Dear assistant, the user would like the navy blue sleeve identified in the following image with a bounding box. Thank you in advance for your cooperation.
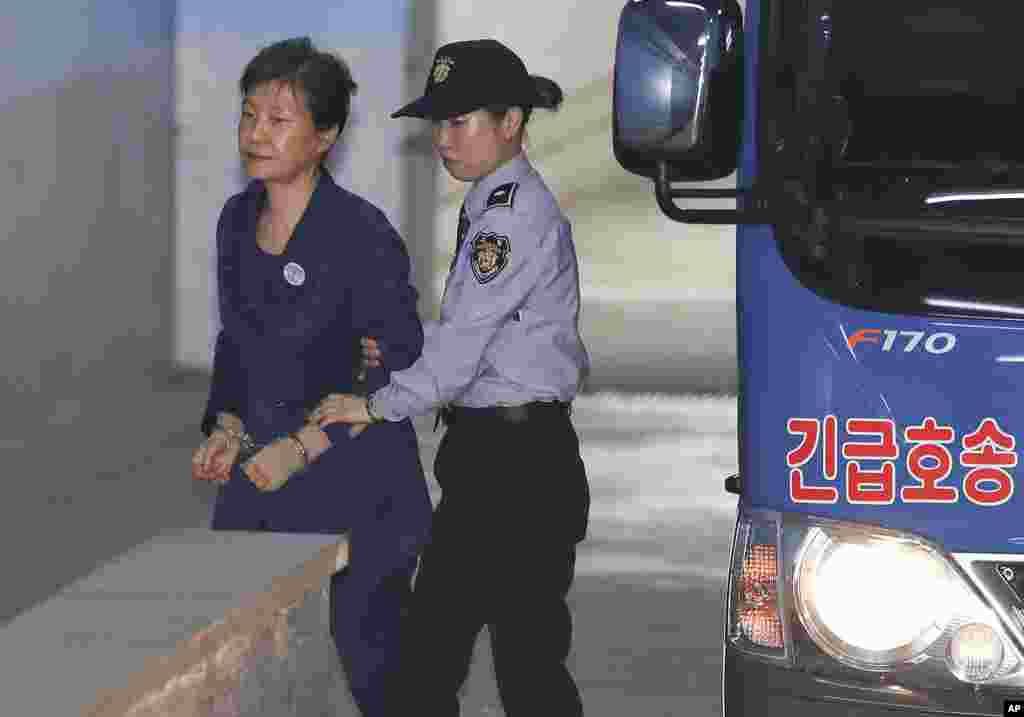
[349,209,424,394]
[200,330,243,436]
[319,210,423,447]
[321,419,432,573]
[200,196,245,436]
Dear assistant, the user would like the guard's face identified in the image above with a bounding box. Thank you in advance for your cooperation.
[432,109,521,182]
[238,81,336,183]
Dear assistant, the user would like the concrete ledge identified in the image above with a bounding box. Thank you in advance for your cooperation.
[0,529,351,717]
[87,535,349,717]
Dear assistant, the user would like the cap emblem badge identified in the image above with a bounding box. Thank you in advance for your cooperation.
[432,56,454,84]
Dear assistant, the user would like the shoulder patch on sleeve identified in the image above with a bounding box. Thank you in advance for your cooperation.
[485,182,519,212]
[470,231,511,284]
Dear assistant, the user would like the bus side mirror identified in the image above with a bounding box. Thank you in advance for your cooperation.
[613,0,744,183]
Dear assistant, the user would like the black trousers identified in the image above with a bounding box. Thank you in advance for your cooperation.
[392,405,590,716]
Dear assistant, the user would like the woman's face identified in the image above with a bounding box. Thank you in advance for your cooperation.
[238,80,335,183]
[432,108,522,182]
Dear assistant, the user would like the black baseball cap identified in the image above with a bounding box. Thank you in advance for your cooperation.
[391,39,544,120]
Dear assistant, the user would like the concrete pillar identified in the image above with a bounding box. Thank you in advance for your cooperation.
[398,0,441,320]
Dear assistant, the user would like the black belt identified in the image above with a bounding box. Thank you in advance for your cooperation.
[435,400,571,429]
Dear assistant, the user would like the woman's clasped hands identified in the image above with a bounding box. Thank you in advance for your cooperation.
[191,413,246,484]
[192,338,379,488]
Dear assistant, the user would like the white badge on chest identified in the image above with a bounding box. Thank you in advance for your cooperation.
[283,261,306,286]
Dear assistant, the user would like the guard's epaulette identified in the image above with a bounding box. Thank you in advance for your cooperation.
[485,182,519,212]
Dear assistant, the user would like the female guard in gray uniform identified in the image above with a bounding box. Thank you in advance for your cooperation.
[311,39,590,717]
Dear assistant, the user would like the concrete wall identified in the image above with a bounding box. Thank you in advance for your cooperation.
[0,3,174,456]
[0,0,176,622]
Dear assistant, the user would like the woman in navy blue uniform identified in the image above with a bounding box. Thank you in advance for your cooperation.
[189,37,431,717]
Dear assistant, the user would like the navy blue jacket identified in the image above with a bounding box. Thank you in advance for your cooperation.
[200,170,430,575]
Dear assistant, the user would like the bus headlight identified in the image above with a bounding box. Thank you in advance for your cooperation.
[726,509,1024,689]
[794,527,956,670]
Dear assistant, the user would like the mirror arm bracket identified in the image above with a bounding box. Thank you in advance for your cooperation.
[655,160,769,225]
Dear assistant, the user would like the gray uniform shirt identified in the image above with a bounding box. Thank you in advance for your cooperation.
[371,153,589,420]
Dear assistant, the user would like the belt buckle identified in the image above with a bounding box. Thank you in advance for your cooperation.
[506,404,530,423]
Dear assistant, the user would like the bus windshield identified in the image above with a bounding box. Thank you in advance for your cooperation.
[770,1,1024,319]
[833,3,1024,167]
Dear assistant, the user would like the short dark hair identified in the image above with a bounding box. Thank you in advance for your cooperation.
[485,75,564,126]
[240,37,358,133]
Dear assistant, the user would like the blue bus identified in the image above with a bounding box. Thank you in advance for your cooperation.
[612,1,1024,714]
